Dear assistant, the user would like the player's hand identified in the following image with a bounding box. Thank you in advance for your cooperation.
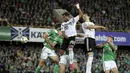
[101,26,108,31]
[106,40,111,44]
[101,26,106,29]
[75,3,80,9]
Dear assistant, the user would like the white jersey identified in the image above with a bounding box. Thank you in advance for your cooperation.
[82,22,95,39]
[61,15,79,37]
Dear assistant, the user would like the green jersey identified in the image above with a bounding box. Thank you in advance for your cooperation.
[44,29,63,50]
[102,43,117,61]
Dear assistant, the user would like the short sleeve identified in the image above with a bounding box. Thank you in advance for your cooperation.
[73,15,80,23]
[47,30,52,36]
[85,22,95,28]
[82,23,87,28]
[47,30,57,36]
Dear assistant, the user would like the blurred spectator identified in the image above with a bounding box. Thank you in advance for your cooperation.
[0,0,60,28]
[0,41,130,73]
[0,0,130,31]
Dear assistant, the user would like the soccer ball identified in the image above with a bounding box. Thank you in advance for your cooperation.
[20,36,28,43]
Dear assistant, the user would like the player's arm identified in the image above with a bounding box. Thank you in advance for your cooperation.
[43,32,56,48]
[87,25,106,29]
[72,3,83,24]
[75,3,83,18]
[107,42,117,51]
[96,43,104,48]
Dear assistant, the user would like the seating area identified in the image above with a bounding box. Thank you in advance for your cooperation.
[0,0,130,31]
[0,42,130,73]
[0,0,60,27]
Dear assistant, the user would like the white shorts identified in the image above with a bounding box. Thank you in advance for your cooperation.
[59,55,77,65]
[40,47,57,60]
[103,60,117,71]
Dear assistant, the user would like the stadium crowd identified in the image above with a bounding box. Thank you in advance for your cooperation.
[0,0,130,31]
[0,0,60,27]
[0,42,130,73]
[0,0,130,73]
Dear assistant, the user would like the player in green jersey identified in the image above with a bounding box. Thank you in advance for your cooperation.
[35,29,63,73]
[97,36,118,73]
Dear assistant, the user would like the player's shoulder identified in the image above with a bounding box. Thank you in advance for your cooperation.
[49,29,58,34]
[84,21,95,25]
[86,21,94,24]
[61,22,67,26]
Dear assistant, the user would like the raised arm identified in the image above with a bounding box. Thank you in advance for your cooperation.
[96,43,104,48]
[75,3,83,18]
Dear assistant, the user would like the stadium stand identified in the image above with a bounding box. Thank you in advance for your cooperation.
[0,0,130,31]
[0,0,130,73]
[0,0,60,27]
[0,42,130,73]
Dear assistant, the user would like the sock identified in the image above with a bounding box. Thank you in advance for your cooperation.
[53,64,59,73]
[68,41,75,70]
[86,56,93,73]
[35,66,40,73]
[69,50,74,70]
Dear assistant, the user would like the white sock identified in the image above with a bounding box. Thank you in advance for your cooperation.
[69,50,74,64]
[86,56,93,73]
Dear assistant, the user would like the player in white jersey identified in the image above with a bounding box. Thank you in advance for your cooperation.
[81,14,106,73]
[59,3,83,73]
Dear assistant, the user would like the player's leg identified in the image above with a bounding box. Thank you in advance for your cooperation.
[103,61,111,73]
[46,49,59,73]
[85,37,94,73]
[35,47,48,73]
[35,59,45,73]
[73,62,80,73]
[111,61,118,73]
[49,55,59,73]
[105,70,110,73]
[59,55,67,73]
[86,52,93,73]
[68,39,75,70]
[111,68,118,73]
[59,63,66,73]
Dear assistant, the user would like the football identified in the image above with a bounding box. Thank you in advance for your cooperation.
[20,36,28,43]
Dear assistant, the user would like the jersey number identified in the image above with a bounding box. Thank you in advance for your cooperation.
[64,25,69,30]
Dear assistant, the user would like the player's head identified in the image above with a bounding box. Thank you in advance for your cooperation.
[83,14,90,22]
[62,12,70,22]
[107,36,114,43]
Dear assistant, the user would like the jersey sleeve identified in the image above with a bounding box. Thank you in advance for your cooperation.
[47,30,53,36]
[47,29,57,36]
[82,23,87,29]
[61,23,65,31]
[85,22,95,28]
[73,15,80,23]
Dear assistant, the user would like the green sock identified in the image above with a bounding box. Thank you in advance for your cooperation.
[53,64,59,73]
[35,66,40,73]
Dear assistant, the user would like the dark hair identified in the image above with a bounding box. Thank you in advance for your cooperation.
[108,36,114,40]
[62,12,70,16]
